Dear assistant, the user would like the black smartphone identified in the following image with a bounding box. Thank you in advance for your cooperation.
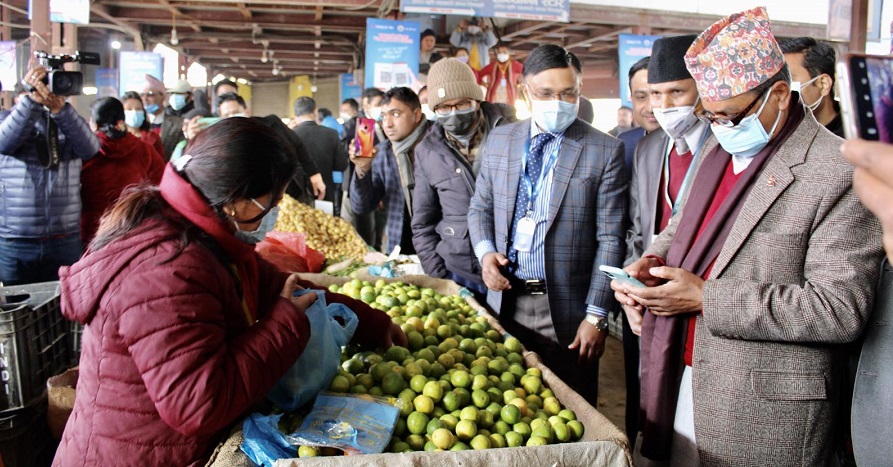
[838,53,893,142]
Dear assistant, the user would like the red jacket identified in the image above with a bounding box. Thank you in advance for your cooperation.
[54,165,392,466]
[137,129,165,162]
[478,59,523,105]
[80,131,165,244]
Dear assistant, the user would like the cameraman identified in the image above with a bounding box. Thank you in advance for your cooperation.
[0,65,100,285]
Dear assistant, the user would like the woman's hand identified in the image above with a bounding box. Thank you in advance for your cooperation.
[280,274,318,312]
[380,322,408,348]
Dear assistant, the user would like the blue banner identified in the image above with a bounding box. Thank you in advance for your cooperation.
[95,68,118,98]
[617,33,662,107]
[364,18,421,92]
[340,73,363,103]
[402,0,569,23]
[118,52,163,97]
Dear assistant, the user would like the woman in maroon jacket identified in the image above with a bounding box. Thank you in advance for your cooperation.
[55,118,404,466]
[81,97,166,245]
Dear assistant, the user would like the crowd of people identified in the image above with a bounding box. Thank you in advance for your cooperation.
[0,6,891,466]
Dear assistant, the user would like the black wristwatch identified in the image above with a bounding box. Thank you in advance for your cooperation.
[584,314,609,332]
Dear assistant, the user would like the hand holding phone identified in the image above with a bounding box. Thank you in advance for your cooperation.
[354,117,376,158]
[838,53,893,142]
[599,265,647,289]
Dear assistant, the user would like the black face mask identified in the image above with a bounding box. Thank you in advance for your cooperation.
[438,108,479,136]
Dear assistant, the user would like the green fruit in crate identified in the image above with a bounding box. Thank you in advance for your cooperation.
[381,372,405,396]
[505,431,524,447]
[455,419,478,441]
[441,391,460,412]
[470,434,491,450]
[489,433,507,448]
[392,441,411,453]
[422,380,444,402]
[426,418,445,436]
[297,445,318,457]
[471,389,489,408]
[513,422,532,440]
[553,421,571,443]
[567,420,585,440]
[500,404,521,425]
[526,436,548,447]
[405,434,426,450]
[439,413,459,430]
[407,411,430,435]
[450,441,470,451]
[342,358,364,375]
[459,406,478,421]
[329,375,350,393]
[413,395,435,414]
[431,428,455,450]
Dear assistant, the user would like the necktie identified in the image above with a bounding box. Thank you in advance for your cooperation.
[508,132,556,264]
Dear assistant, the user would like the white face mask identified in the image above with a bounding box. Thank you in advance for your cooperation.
[496,53,510,63]
[456,56,469,64]
[232,199,276,244]
[710,91,782,159]
[367,107,382,121]
[652,104,699,142]
[420,103,436,120]
[467,26,481,34]
[792,75,823,112]
[530,99,579,134]
[339,112,352,121]
[226,113,246,119]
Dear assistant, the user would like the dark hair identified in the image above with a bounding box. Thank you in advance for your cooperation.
[382,87,420,111]
[522,44,582,77]
[628,56,650,84]
[495,42,510,51]
[748,63,792,98]
[121,91,151,131]
[362,87,385,101]
[91,118,299,252]
[421,29,436,40]
[293,96,317,117]
[182,108,213,120]
[318,108,332,119]
[341,98,359,111]
[213,79,239,95]
[216,92,246,109]
[779,37,837,86]
[91,97,128,139]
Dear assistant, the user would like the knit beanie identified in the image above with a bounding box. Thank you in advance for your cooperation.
[426,58,484,109]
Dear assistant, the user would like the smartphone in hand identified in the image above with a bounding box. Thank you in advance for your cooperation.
[354,117,376,158]
[838,54,893,142]
[599,265,647,288]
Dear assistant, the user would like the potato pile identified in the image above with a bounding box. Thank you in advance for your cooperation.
[274,195,367,260]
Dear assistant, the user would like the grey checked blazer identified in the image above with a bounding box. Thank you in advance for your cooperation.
[646,111,884,466]
[468,118,629,346]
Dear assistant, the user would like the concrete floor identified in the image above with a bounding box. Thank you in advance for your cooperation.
[596,335,628,431]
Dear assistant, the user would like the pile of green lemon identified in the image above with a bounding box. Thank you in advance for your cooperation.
[297,279,584,455]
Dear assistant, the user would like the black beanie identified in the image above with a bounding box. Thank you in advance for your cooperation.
[648,34,698,84]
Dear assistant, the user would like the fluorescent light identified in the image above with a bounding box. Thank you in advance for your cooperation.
[83,86,98,95]
[111,40,121,50]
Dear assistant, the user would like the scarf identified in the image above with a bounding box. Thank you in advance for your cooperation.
[638,96,805,460]
[392,119,428,217]
[159,164,261,325]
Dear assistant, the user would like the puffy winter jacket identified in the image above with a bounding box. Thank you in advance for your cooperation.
[0,96,100,237]
[411,102,514,284]
[80,131,164,245]
[54,165,393,466]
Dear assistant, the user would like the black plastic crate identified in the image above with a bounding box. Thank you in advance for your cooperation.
[0,396,56,467]
[0,282,70,412]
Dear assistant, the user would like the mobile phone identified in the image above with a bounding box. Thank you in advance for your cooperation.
[598,265,646,288]
[354,117,376,158]
[838,54,893,142]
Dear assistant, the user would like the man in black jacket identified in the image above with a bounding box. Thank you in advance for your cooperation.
[292,97,348,204]
[412,58,515,297]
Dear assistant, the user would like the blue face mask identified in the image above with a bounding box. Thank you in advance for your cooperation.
[144,103,160,114]
[530,98,579,133]
[170,94,188,111]
[124,110,145,128]
[232,200,278,244]
[710,91,782,159]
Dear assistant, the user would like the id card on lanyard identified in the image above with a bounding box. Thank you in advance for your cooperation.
[513,138,559,252]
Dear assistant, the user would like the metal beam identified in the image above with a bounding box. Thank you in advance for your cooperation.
[565,26,631,50]
[236,3,252,19]
[91,4,145,49]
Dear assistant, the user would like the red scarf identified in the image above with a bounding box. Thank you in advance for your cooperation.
[159,164,260,324]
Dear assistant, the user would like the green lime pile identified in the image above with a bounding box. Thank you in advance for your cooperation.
[326,279,584,453]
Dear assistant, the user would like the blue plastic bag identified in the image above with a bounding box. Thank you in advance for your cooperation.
[240,413,293,467]
[267,289,359,411]
[286,392,402,455]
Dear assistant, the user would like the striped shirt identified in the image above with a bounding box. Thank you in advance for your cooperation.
[475,120,608,317]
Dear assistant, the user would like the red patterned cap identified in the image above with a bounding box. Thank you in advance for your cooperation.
[684,6,785,102]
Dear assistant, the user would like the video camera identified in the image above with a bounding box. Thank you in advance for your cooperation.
[24,50,101,96]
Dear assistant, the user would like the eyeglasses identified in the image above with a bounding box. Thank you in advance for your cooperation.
[694,88,768,127]
[434,100,476,115]
[139,91,158,97]
[526,85,580,103]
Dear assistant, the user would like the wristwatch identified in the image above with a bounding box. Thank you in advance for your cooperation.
[584,314,609,332]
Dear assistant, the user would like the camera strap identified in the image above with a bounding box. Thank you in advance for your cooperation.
[36,113,60,169]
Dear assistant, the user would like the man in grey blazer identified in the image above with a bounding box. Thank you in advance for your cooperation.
[614,7,884,466]
[468,45,628,406]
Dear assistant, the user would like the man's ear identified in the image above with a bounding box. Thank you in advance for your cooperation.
[818,74,834,97]
[773,81,792,112]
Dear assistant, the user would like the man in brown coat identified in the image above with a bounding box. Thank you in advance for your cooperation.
[613,7,884,466]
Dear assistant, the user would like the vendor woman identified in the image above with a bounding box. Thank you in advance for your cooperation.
[53,117,406,466]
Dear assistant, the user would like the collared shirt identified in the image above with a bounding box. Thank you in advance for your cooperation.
[474,120,608,317]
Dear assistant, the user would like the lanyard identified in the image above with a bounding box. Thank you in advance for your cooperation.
[520,135,560,216]
[663,129,710,216]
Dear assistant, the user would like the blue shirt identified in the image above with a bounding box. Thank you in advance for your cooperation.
[475,121,609,317]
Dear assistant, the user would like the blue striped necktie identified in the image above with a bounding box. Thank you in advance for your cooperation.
[508,132,556,264]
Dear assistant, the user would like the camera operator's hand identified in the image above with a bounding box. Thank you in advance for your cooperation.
[184,115,207,140]
[23,66,65,114]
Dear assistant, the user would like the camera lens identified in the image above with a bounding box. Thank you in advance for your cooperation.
[54,73,72,93]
